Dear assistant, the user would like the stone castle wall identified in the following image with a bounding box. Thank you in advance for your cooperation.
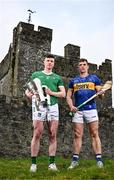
[0,22,113,158]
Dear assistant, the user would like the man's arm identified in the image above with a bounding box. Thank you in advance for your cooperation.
[66,89,77,112]
[95,85,102,92]
[45,86,66,98]
[95,85,104,98]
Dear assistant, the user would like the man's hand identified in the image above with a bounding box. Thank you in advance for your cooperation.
[25,89,33,100]
[70,105,78,112]
[45,88,53,96]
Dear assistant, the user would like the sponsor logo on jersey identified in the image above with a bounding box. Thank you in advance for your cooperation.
[73,82,95,92]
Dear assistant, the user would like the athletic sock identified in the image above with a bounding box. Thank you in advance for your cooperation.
[49,156,55,164]
[96,154,103,162]
[31,156,37,164]
[72,154,79,162]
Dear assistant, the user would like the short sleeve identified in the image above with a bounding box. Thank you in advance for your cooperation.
[94,75,102,86]
[68,79,74,89]
[58,76,64,87]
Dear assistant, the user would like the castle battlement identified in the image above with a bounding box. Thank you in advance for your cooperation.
[13,22,52,43]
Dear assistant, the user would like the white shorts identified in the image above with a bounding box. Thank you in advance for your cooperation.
[32,103,59,121]
[72,109,99,124]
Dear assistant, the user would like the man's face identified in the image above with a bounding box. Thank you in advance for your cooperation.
[78,61,89,74]
[44,57,55,70]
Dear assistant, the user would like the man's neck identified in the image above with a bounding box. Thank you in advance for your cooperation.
[43,69,52,75]
[80,72,89,78]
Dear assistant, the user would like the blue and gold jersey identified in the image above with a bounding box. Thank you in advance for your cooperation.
[69,74,101,110]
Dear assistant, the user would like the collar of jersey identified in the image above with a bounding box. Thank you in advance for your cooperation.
[42,70,53,75]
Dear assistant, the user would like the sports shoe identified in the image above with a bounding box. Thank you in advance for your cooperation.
[48,163,58,171]
[97,161,104,168]
[30,164,37,172]
[68,161,79,170]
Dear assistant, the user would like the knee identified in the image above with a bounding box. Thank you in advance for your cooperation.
[74,130,83,139]
[49,129,56,140]
[33,127,43,140]
[91,130,99,138]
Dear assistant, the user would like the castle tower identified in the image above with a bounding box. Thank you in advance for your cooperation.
[7,22,52,97]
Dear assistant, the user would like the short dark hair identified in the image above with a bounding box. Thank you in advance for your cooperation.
[79,58,89,64]
[45,54,55,59]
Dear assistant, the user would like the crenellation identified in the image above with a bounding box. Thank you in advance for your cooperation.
[17,22,34,32]
[64,44,80,61]
[38,26,53,42]
[89,63,98,74]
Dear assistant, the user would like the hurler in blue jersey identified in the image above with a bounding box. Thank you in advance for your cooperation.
[67,58,104,169]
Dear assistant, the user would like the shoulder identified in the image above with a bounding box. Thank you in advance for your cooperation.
[89,74,98,77]
[89,74,100,80]
[89,74,101,84]
[32,71,42,75]
[52,72,62,79]
[32,71,42,76]
[31,71,42,79]
[70,76,80,83]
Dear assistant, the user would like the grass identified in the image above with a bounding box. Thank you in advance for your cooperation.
[0,156,114,180]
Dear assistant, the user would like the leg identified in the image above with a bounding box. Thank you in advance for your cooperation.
[48,120,59,156]
[30,120,44,172]
[88,121,103,168]
[73,122,84,154]
[47,120,59,171]
[68,122,84,169]
[31,120,44,156]
[88,121,101,154]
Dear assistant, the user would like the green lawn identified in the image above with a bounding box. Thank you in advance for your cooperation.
[0,156,114,180]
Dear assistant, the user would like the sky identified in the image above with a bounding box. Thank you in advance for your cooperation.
[0,0,114,106]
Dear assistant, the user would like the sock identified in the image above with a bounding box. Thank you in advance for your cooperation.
[49,156,55,164]
[72,154,79,162]
[31,156,37,164]
[96,154,102,162]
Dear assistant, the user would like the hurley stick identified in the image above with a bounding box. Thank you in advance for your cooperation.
[69,80,112,116]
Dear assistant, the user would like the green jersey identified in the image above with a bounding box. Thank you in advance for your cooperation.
[31,71,64,105]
